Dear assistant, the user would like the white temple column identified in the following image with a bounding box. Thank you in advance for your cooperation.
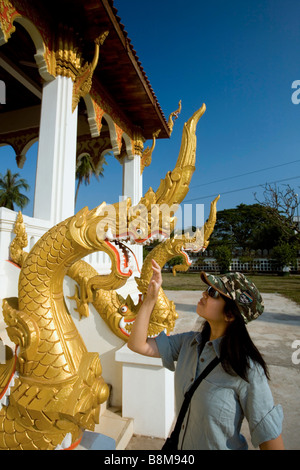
[122,154,143,269]
[34,76,78,225]
[122,154,142,206]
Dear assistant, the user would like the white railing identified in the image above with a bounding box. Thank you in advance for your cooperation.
[0,207,51,263]
[191,257,300,273]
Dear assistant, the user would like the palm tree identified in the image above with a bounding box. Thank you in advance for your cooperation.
[75,153,107,204]
[0,169,30,210]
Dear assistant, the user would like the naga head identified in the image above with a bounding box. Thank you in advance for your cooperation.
[69,203,138,281]
[94,288,178,341]
[79,194,220,341]
[170,194,221,274]
[72,104,206,248]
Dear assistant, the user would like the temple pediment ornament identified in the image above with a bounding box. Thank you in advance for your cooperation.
[140,101,182,174]
[0,1,109,110]
[54,27,109,113]
[0,1,139,164]
[0,0,21,44]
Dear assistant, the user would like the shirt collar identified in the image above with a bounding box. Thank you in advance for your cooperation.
[191,333,223,358]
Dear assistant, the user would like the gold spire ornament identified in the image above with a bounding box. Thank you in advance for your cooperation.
[168,100,182,134]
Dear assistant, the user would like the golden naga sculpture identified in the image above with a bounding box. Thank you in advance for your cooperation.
[171,195,220,275]
[9,211,28,267]
[140,129,161,174]
[71,32,109,113]
[67,196,218,341]
[1,104,219,449]
[168,100,182,134]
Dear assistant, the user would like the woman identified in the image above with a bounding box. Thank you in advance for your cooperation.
[128,259,284,450]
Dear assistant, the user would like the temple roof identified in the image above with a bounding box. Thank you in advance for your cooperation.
[0,0,171,140]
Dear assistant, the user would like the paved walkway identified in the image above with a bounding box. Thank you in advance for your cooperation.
[126,290,300,450]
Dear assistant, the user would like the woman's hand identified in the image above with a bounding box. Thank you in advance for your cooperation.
[146,259,162,302]
[127,258,161,358]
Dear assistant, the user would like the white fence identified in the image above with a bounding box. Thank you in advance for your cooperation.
[191,257,300,273]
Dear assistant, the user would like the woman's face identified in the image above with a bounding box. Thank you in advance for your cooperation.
[196,287,228,324]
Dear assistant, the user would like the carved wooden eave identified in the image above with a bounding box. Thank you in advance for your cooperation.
[0,0,175,172]
[0,0,171,135]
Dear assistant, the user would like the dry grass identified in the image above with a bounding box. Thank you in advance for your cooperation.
[162,272,300,305]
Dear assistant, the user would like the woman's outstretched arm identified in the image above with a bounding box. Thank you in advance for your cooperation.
[127,259,161,357]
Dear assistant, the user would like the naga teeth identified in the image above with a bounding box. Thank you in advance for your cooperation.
[119,316,135,335]
[119,318,166,339]
[129,259,135,269]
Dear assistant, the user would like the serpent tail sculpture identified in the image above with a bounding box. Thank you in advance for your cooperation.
[0,209,138,449]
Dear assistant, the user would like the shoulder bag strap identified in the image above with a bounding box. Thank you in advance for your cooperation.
[169,356,220,446]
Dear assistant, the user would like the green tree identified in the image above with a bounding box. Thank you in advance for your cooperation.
[210,203,283,253]
[214,245,232,274]
[271,243,297,273]
[75,153,107,204]
[0,169,29,210]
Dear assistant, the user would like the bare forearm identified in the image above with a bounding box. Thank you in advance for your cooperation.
[259,434,284,450]
[127,296,160,357]
[127,259,162,357]
[128,296,154,347]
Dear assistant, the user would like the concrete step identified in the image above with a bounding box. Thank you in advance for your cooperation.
[94,407,134,450]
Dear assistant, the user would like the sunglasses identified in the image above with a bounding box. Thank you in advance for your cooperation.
[206,286,220,299]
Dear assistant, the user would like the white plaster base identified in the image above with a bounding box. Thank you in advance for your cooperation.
[115,344,175,439]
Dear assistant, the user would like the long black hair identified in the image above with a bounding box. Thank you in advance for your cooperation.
[201,297,269,382]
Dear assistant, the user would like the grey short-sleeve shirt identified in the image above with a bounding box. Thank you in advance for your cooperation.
[155,331,283,450]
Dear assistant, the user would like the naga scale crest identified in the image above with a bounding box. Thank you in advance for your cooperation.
[0,104,220,449]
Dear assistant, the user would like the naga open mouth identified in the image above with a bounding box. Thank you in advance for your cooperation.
[181,247,192,265]
[119,316,167,339]
[180,238,207,266]
[104,239,140,276]
[118,316,135,337]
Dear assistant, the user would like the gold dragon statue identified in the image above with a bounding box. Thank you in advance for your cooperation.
[67,195,220,341]
[0,104,219,449]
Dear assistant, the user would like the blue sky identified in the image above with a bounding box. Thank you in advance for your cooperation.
[1,0,300,223]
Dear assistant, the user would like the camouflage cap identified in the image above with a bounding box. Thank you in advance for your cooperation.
[200,271,264,323]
